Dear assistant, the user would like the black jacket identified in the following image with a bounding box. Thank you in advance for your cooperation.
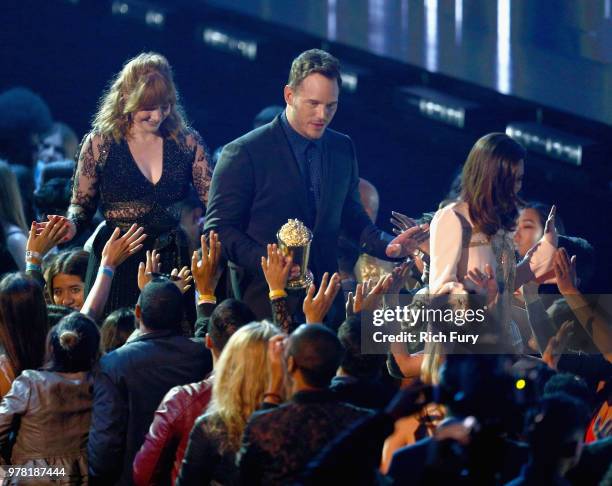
[88,329,212,486]
[204,116,391,319]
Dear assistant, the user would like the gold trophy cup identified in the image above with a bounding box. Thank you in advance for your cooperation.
[277,219,314,290]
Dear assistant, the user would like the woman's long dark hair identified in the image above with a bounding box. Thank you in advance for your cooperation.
[460,133,526,236]
[0,273,48,374]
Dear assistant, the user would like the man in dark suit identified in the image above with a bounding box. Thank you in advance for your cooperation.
[205,49,412,322]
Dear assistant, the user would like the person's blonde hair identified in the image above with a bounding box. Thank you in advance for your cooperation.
[0,161,27,231]
[420,341,443,385]
[92,52,189,143]
[207,321,282,452]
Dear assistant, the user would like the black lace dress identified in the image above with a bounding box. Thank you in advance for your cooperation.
[67,129,211,316]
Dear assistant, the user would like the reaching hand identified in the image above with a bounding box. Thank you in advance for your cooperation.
[36,214,76,243]
[386,224,430,258]
[266,334,287,402]
[542,320,574,370]
[553,247,578,295]
[303,272,341,324]
[387,262,412,294]
[352,274,394,314]
[191,231,222,295]
[261,243,292,292]
[137,250,162,291]
[101,224,147,269]
[542,205,558,248]
[170,266,193,294]
[26,216,69,259]
[463,264,498,307]
[390,211,417,235]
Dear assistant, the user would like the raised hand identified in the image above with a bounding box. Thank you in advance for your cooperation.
[386,224,430,258]
[553,247,578,295]
[265,334,287,404]
[353,274,394,313]
[390,210,417,235]
[303,272,341,324]
[170,266,193,294]
[388,262,412,294]
[36,214,76,243]
[101,224,146,269]
[191,231,222,296]
[138,249,161,291]
[542,320,574,370]
[463,263,498,307]
[542,205,558,247]
[26,216,69,259]
[261,243,292,292]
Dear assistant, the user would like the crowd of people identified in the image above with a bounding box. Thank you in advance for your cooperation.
[0,48,610,485]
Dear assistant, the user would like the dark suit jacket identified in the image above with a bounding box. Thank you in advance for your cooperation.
[88,330,212,486]
[204,116,391,319]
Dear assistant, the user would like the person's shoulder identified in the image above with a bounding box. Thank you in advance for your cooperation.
[228,118,280,149]
[335,400,375,418]
[431,201,465,227]
[161,378,213,410]
[246,402,288,427]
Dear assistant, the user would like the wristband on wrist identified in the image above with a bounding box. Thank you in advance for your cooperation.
[198,294,217,305]
[26,261,42,273]
[99,265,115,278]
[269,289,287,300]
[25,250,42,262]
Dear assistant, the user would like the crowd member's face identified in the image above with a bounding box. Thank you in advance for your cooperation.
[131,104,171,135]
[513,208,544,257]
[38,131,65,163]
[284,73,339,140]
[52,273,85,310]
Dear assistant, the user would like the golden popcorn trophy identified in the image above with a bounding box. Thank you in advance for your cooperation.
[277,219,313,290]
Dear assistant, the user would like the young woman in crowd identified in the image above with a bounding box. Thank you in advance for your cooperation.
[99,307,136,353]
[0,312,100,484]
[44,249,89,310]
[427,132,558,351]
[42,52,211,313]
[177,321,284,485]
[0,273,49,398]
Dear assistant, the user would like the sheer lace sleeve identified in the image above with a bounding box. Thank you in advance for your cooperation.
[186,129,212,207]
[67,132,109,233]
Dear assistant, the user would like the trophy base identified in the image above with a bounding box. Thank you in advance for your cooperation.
[286,270,314,290]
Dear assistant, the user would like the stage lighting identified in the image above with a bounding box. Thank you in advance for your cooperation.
[506,122,599,167]
[394,86,482,129]
[111,0,165,29]
[201,26,258,61]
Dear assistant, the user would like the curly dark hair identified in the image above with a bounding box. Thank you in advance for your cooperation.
[0,87,52,166]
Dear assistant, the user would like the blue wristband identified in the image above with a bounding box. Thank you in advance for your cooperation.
[99,266,115,278]
[26,262,42,273]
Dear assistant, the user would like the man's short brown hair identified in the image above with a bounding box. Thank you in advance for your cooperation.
[288,49,342,89]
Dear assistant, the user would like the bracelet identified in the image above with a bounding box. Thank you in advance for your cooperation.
[99,265,115,278]
[263,392,282,402]
[269,289,288,300]
[25,262,42,273]
[198,294,217,305]
[25,250,42,262]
